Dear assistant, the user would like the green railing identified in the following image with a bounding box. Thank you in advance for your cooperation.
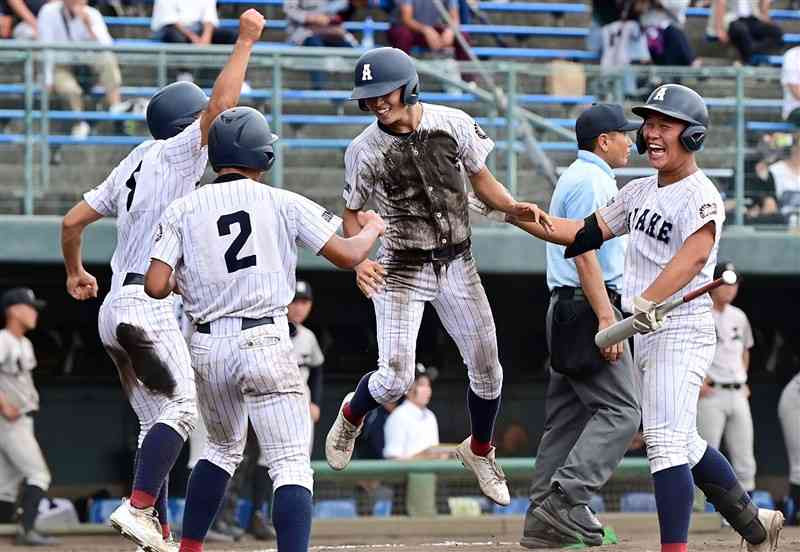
[0,41,788,227]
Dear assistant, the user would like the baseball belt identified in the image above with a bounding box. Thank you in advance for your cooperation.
[552,286,621,309]
[195,316,275,334]
[123,272,145,286]
[388,238,470,263]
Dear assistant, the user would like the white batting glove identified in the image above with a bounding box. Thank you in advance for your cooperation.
[468,192,507,223]
[632,295,667,334]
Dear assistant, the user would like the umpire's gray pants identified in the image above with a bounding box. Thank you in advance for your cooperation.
[529,297,640,506]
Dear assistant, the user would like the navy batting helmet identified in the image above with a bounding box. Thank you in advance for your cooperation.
[146,81,209,140]
[350,47,419,112]
[208,107,279,173]
[633,84,708,154]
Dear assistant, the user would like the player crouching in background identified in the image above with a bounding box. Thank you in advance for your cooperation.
[471,84,784,552]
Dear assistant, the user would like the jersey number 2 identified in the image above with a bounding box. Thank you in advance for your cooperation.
[217,210,257,274]
[125,161,143,211]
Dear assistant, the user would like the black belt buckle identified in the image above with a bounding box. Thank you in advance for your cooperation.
[709,381,742,390]
[123,272,145,286]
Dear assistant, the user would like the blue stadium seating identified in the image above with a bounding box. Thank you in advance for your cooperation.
[88,498,123,524]
[492,497,529,515]
[373,499,393,517]
[167,498,185,528]
[750,490,776,510]
[314,499,358,518]
[589,494,605,513]
[620,492,658,513]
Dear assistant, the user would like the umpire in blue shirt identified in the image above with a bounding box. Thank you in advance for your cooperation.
[520,104,642,549]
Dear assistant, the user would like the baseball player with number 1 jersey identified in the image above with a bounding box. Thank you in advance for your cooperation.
[324,47,551,508]
[60,10,265,552]
[472,84,783,552]
[144,106,385,552]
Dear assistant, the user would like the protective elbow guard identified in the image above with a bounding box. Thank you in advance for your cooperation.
[564,214,604,259]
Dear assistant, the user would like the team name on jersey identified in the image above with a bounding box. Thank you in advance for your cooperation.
[627,207,673,244]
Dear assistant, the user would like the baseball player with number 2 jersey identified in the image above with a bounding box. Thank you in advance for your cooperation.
[471,84,783,552]
[324,47,551,508]
[144,106,385,552]
[60,10,265,552]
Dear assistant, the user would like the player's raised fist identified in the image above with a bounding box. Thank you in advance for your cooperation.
[238,9,265,43]
[357,209,386,235]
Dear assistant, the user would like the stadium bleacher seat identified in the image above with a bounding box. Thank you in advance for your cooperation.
[750,490,776,510]
[492,497,528,516]
[167,498,185,528]
[88,498,123,524]
[314,499,358,519]
[373,499,393,517]
[620,492,658,513]
[589,494,605,514]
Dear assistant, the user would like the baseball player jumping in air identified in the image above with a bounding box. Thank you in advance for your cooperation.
[324,47,551,506]
[60,10,265,552]
[472,84,784,551]
[144,106,385,552]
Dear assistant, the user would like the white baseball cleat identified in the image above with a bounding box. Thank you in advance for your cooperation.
[109,498,171,552]
[325,392,363,471]
[136,536,178,552]
[746,508,784,551]
[454,436,510,506]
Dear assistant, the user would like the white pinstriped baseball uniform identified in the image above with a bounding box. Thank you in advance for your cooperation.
[84,119,207,446]
[343,103,502,404]
[697,305,757,490]
[599,170,725,474]
[150,173,341,491]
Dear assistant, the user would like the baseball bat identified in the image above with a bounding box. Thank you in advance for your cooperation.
[594,270,738,349]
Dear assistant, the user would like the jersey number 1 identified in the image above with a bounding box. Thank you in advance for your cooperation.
[217,210,257,274]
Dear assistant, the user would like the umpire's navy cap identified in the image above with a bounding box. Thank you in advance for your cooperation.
[575,103,639,145]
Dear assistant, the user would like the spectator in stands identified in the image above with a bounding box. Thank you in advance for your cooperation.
[707,0,783,65]
[37,0,123,139]
[587,0,624,55]
[782,46,800,126]
[496,421,530,458]
[0,3,10,39]
[768,134,800,213]
[383,364,448,460]
[388,0,469,63]
[7,0,49,39]
[0,288,59,546]
[284,0,358,93]
[151,0,237,46]
[638,0,700,66]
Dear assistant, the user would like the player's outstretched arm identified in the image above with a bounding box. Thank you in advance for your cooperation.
[342,208,386,297]
[61,201,103,300]
[639,221,716,303]
[320,210,386,270]
[469,167,553,230]
[199,9,265,145]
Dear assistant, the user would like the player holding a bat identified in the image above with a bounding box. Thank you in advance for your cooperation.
[472,84,783,552]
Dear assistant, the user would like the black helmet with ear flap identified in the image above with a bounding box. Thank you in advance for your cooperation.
[350,47,420,112]
[633,84,708,154]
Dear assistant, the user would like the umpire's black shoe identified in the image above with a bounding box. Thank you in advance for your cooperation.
[531,486,604,547]
[521,503,584,549]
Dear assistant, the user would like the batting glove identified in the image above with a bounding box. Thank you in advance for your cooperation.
[468,192,506,223]
[632,295,667,334]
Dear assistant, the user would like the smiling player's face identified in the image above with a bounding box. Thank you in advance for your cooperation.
[365,88,406,127]
[641,113,692,171]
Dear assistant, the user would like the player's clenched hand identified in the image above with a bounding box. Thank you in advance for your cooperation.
[699,380,714,398]
[467,193,506,222]
[597,316,623,362]
[0,402,20,422]
[238,8,265,43]
[509,201,554,232]
[355,259,386,298]
[66,269,99,301]
[357,210,386,236]
[632,295,666,334]
[310,402,320,423]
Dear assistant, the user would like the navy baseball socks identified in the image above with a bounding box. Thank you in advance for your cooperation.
[131,423,184,513]
[652,465,694,552]
[133,448,171,539]
[343,371,379,425]
[467,388,500,456]
[180,460,231,552]
[273,485,312,552]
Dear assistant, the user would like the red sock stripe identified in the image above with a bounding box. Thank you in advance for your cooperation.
[342,403,364,426]
[470,437,492,457]
[179,538,204,552]
[161,523,171,540]
[661,543,688,552]
[130,490,156,510]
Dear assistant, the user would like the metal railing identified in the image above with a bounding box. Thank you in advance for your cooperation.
[0,41,792,227]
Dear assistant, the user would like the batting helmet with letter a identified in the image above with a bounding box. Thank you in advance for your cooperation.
[208,106,279,173]
[632,84,708,154]
[146,81,209,140]
[350,47,420,112]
